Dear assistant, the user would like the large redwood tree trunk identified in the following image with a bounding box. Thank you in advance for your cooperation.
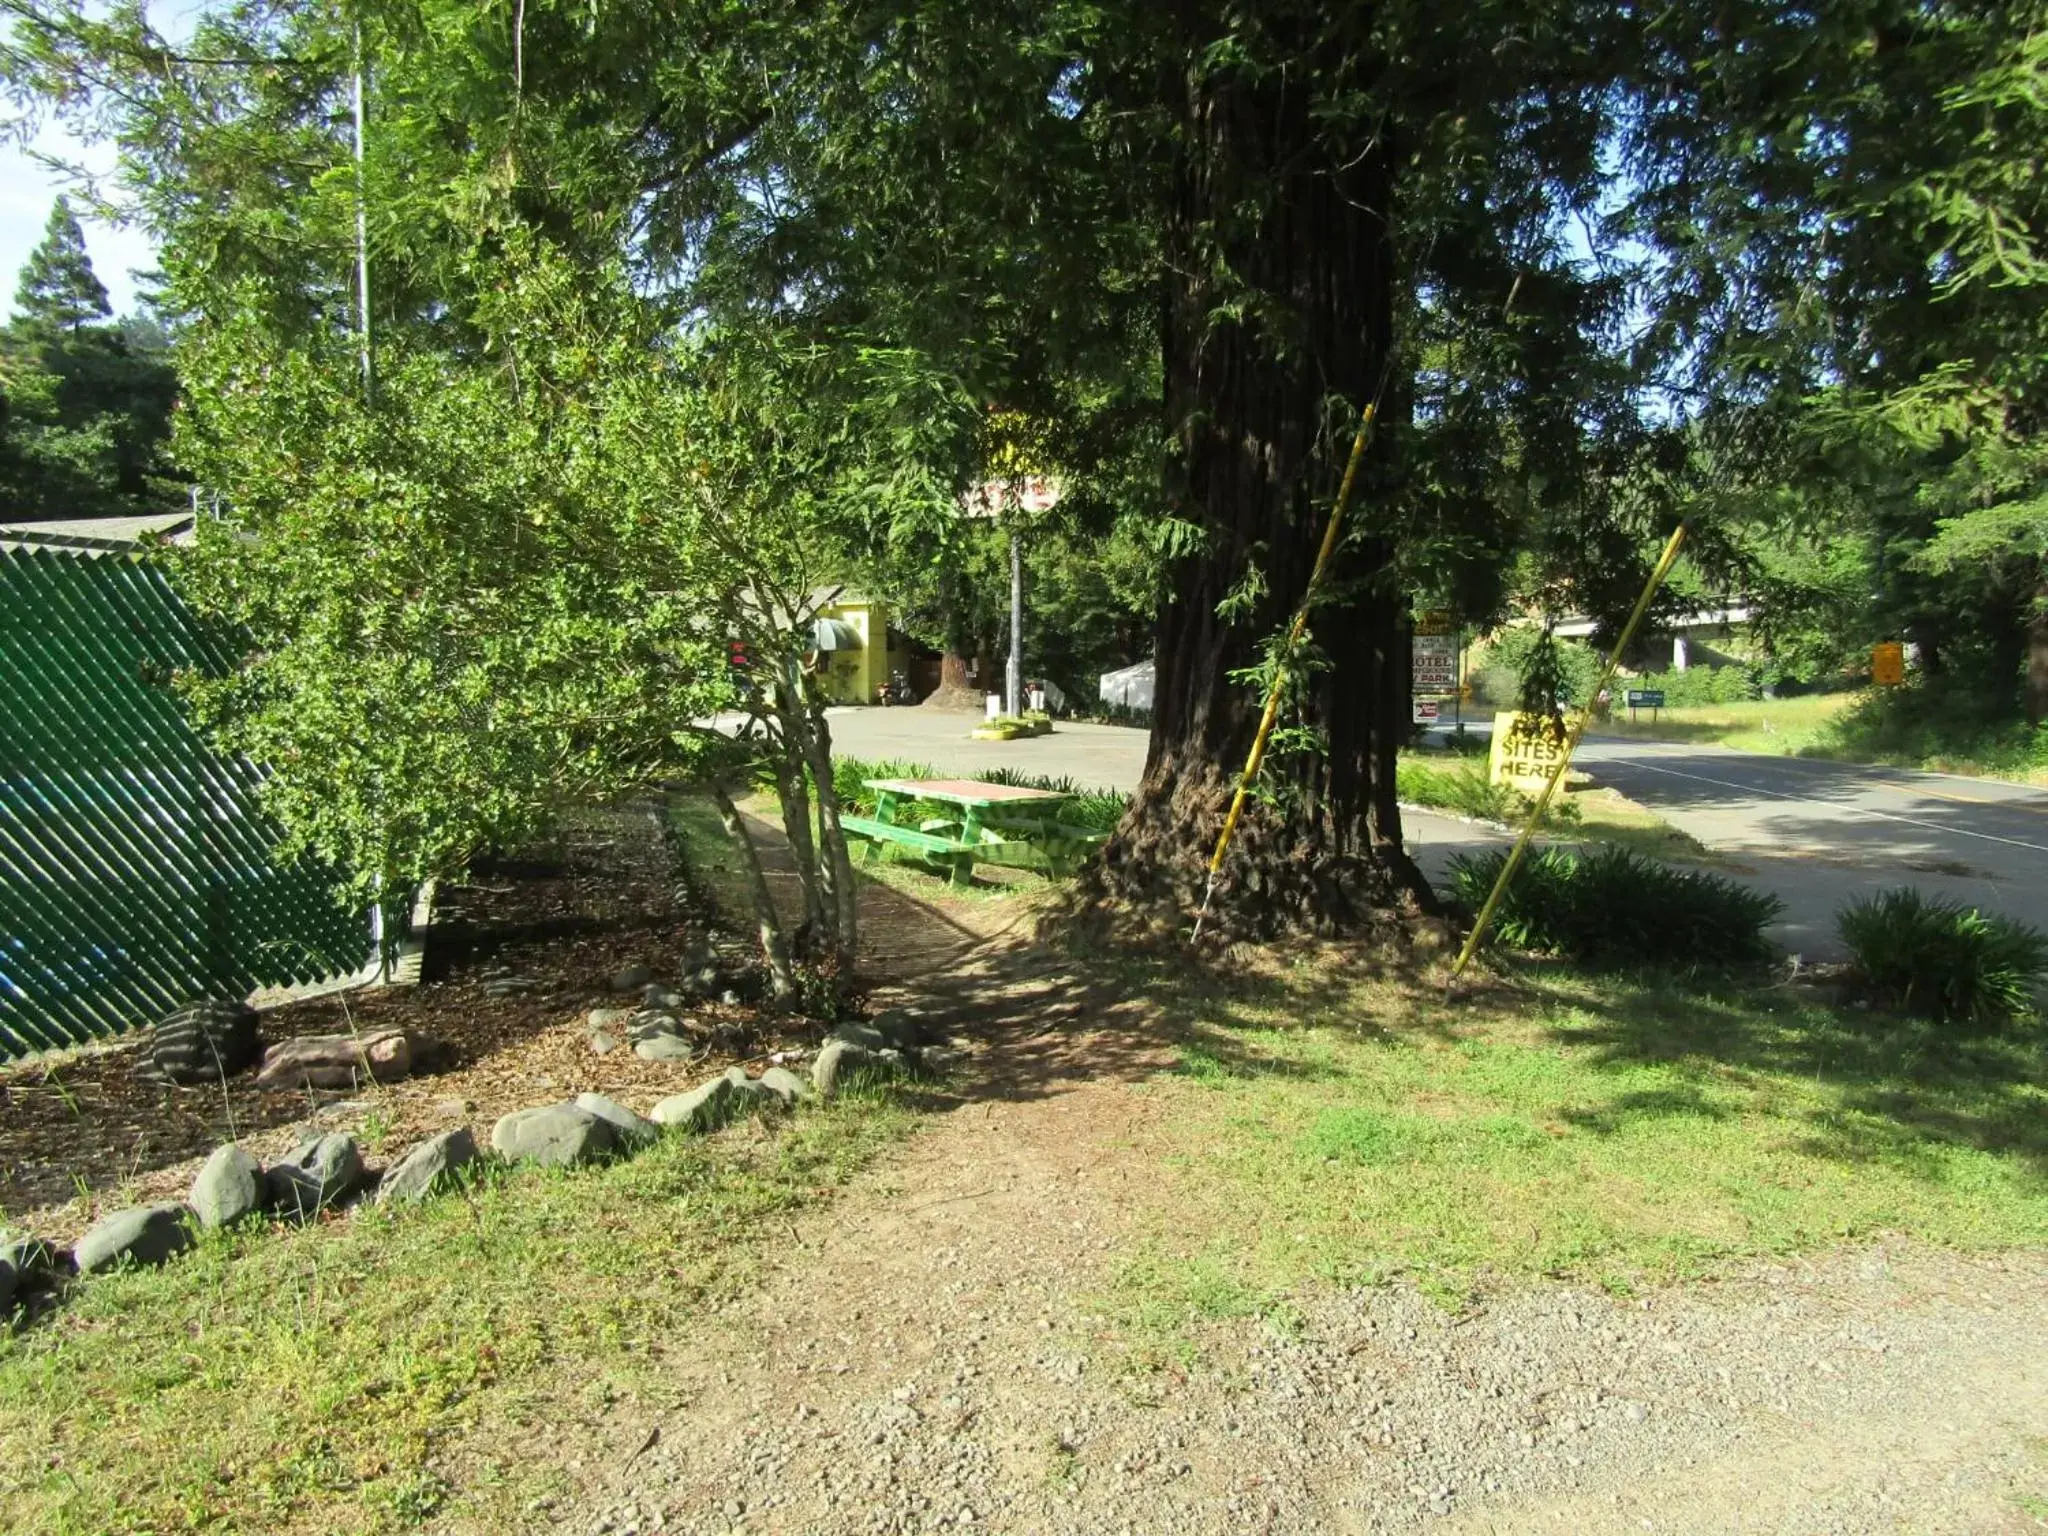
[1083,8,1430,939]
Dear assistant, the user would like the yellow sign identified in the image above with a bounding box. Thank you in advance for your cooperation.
[1488,711,1580,791]
[1415,609,1456,637]
[1871,641,1905,686]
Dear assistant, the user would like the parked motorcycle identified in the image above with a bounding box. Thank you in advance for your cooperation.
[877,670,915,706]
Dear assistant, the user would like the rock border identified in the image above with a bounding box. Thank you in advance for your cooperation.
[0,1012,926,1323]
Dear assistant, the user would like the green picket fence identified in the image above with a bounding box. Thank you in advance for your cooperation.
[0,538,372,1059]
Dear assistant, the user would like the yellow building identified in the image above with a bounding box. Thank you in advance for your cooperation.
[808,590,925,705]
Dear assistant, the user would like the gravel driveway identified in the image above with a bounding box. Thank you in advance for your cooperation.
[541,942,2048,1536]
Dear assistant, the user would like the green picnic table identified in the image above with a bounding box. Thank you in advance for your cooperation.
[841,777,1107,884]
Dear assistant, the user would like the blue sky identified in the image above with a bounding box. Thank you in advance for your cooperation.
[0,2,207,319]
[1,123,156,319]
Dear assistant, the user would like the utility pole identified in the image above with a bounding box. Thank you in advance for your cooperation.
[352,19,374,406]
[1007,528,1024,717]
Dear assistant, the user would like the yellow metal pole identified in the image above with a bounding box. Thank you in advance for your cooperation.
[1448,523,1690,981]
[1192,404,1377,938]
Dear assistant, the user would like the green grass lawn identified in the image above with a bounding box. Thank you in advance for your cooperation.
[1594,692,1853,755]
[1596,689,2048,786]
[1396,751,1721,864]
[1108,955,2048,1334]
[0,1099,911,1536]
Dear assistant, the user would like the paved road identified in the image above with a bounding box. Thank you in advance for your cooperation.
[825,706,2048,960]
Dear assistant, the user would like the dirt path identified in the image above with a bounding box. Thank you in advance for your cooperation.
[531,897,2048,1536]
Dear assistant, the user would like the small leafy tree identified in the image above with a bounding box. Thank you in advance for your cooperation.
[605,327,969,975]
[173,249,731,919]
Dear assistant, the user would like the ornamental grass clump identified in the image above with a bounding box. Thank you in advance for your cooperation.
[1446,845,1781,969]
[1837,888,2048,1030]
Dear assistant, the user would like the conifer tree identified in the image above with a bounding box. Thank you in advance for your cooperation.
[13,196,111,333]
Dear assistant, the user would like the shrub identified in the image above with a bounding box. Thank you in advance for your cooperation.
[832,757,1131,835]
[1395,754,1581,829]
[823,757,939,815]
[1397,757,1518,822]
[1471,628,1601,709]
[1619,664,1762,707]
[1837,888,2048,1029]
[1445,845,1782,969]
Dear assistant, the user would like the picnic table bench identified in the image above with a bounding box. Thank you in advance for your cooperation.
[841,778,1108,884]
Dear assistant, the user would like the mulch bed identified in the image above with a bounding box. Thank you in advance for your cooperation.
[0,803,821,1242]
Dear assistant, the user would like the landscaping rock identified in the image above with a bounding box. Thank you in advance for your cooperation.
[649,1075,736,1132]
[628,1010,688,1041]
[190,1145,266,1229]
[151,998,262,1084]
[266,1134,366,1219]
[642,984,687,1010]
[490,1104,616,1168]
[635,1034,701,1063]
[723,1066,771,1108]
[573,1092,660,1150]
[377,1128,479,1206]
[75,1204,195,1274]
[812,1037,870,1099]
[587,1006,636,1031]
[483,974,539,998]
[255,1029,414,1090]
[870,1007,920,1050]
[589,1030,620,1056]
[758,1066,807,1108]
[609,962,655,994]
[830,1021,889,1052]
[0,1234,57,1286]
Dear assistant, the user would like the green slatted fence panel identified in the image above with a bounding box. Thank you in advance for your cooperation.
[0,544,373,1057]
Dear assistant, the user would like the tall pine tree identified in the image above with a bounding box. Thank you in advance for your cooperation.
[0,198,176,519]
[13,196,110,333]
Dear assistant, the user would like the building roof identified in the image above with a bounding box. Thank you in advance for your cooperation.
[0,512,197,556]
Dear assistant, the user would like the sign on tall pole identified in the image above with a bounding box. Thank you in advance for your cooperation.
[961,474,1061,718]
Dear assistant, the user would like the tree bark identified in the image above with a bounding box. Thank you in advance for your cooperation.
[709,782,797,1003]
[2027,575,2048,727]
[1079,10,1430,940]
[768,749,827,949]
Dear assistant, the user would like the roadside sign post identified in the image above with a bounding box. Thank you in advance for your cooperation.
[1412,610,1458,736]
[1624,687,1665,724]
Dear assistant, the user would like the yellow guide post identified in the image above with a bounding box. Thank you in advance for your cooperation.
[1448,523,1690,981]
[1192,403,1377,940]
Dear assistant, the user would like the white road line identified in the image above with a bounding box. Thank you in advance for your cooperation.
[1584,736,2048,811]
[1595,757,2048,858]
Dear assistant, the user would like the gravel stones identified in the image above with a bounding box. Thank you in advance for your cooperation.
[266,1134,366,1220]
[491,1103,616,1167]
[573,1092,660,1150]
[74,1203,195,1274]
[190,1145,266,1229]
[377,1128,480,1206]
[649,1075,737,1132]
